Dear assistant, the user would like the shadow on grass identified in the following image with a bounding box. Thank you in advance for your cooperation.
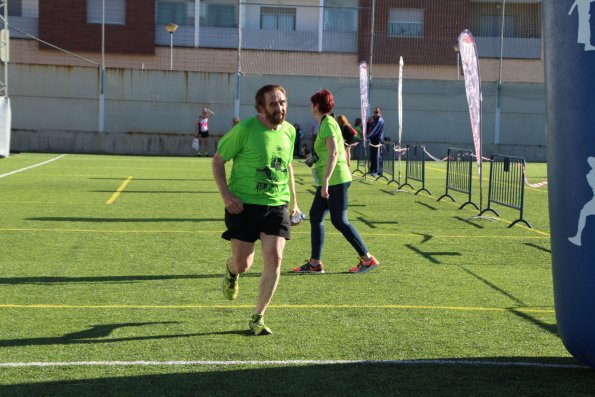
[524,242,551,254]
[415,200,437,210]
[412,232,433,244]
[0,273,261,285]
[0,324,252,348]
[89,178,213,182]
[404,244,461,264]
[1,358,593,397]
[355,216,398,229]
[455,266,558,336]
[454,216,485,229]
[92,190,219,194]
[26,217,222,223]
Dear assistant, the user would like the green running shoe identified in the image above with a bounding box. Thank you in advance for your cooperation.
[249,314,272,336]
[222,261,239,300]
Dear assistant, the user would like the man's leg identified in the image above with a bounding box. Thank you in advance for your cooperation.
[229,239,256,274]
[222,239,255,300]
[256,233,285,315]
[247,234,285,335]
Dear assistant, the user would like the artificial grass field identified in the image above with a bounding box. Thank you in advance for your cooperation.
[0,152,593,396]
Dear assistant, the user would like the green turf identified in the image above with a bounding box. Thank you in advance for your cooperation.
[0,153,593,396]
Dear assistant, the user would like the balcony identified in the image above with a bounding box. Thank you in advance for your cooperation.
[475,36,541,59]
[8,16,38,39]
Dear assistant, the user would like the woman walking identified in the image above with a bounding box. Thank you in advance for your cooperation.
[293,89,379,274]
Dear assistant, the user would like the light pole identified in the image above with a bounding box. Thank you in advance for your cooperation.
[166,23,178,70]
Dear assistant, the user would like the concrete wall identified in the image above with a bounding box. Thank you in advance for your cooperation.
[8,63,546,160]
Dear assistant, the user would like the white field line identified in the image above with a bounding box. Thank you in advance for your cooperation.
[0,155,67,179]
[0,359,588,370]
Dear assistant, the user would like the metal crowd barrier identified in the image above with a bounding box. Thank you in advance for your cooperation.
[437,148,478,209]
[352,141,366,176]
[400,144,431,195]
[479,154,532,228]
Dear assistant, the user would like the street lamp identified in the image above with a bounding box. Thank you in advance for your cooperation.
[165,23,178,70]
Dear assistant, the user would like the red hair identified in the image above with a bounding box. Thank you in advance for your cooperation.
[310,89,334,114]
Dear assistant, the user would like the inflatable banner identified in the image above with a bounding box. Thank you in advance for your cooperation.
[544,0,595,368]
[458,30,482,168]
[359,61,369,142]
[0,97,11,158]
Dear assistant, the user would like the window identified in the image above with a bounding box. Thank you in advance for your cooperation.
[389,8,423,37]
[8,0,22,17]
[324,0,357,32]
[87,0,126,25]
[157,2,185,25]
[324,8,357,32]
[200,4,237,28]
[260,7,296,32]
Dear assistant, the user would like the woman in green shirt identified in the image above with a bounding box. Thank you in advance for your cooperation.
[293,89,379,274]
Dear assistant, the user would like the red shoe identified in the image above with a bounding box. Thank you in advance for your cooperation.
[349,256,379,273]
[292,260,325,274]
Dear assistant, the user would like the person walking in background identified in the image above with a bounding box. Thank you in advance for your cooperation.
[195,107,215,156]
[337,115,357,167]
[367,107,385,176]
[293,89,380,275]
[212,84,301,335]
[294,123,304,158]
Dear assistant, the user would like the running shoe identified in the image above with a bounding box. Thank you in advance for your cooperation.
[348,256,380,273]
[249,314,272,336]
[292,260,325,274]
[221,260,239,300]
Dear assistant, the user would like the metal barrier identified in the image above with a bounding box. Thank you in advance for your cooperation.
[400,144,431,195]
[351,141,367,176]
[381,143,399,185]
[437,148,478,209]
[479,154,532,228]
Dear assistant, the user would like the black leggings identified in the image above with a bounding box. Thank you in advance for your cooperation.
[309,182,369,260]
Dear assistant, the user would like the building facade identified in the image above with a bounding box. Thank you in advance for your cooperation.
[5,1,546,159]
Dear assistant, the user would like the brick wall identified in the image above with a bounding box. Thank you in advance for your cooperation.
[39,0,156,54]
[358,0,469,65]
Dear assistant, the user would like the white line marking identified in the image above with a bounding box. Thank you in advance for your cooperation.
[0,359,587,369]
[0,155,67,179]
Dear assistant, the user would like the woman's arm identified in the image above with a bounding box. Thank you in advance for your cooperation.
[321,136,338,199]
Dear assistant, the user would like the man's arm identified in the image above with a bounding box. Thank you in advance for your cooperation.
[212,153,244,214]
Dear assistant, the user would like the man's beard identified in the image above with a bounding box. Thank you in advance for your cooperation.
[265,109,285,126]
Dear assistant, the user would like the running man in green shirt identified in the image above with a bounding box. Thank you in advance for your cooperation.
[212,84,300,335]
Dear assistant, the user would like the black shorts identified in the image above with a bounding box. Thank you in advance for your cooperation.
[198,130,209,138]
[222,204,291,242]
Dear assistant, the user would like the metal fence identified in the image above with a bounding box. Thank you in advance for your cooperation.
[479,154,532,228]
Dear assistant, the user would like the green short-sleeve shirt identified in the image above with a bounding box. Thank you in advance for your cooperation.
[313,115,352,186]
[217,116,296,206]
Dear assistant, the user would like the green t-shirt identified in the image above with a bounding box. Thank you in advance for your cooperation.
[217,116,296,206]
[354,125,362,141]
[313,115,352,187]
